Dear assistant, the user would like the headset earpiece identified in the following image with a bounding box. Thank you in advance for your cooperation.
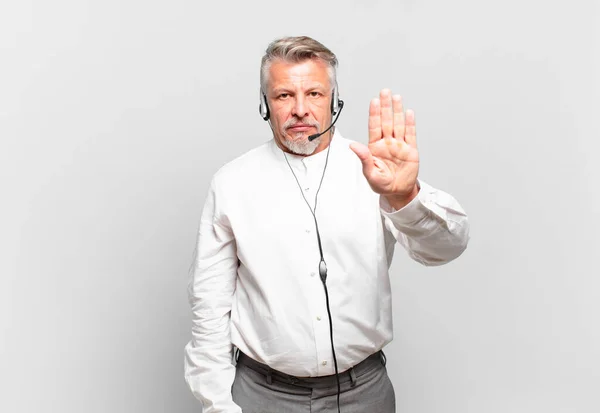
[259,93,270,121]
[331,88,340,115]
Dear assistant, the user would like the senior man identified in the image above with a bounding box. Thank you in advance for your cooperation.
[184,36,469,413]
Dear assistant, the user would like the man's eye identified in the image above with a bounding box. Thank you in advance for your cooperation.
[310,91,321,97]
[278,93,289,99]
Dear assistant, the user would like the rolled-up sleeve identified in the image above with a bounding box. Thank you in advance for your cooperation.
[380,179,470,266]
[184,178,242,413]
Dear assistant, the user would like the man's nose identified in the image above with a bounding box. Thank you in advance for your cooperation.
[291,96,309,118]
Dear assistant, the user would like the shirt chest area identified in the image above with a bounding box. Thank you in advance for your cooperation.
[224,158,382,251]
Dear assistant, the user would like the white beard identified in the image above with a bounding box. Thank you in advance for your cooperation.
[281,133,321,155]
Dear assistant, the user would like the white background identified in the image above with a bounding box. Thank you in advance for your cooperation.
[1,0,599,412]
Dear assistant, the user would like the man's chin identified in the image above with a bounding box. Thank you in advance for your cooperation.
[287,130,310,140]
[282,136,320,156]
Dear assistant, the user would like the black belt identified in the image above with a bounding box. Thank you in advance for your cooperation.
[236,350,386,389]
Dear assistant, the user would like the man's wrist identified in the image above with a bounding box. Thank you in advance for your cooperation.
[384,184,420,210]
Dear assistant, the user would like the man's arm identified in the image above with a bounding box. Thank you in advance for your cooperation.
[350,88,469,264]
[184,178,242,413]
[380,179,469,266]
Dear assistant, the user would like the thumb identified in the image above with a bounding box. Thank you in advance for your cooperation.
[349,142,374,177]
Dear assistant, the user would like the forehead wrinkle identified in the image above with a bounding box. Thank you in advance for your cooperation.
[268,60,331,93]
[272,79,327,94]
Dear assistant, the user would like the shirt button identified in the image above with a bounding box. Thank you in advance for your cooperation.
[322,361,327,366]
[304,187,310,191]
[305,229,311,233]
[310,272,316,277]
[316,316,321,321]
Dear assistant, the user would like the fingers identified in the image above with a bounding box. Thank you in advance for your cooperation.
[368,98,381,143]
[405,109,416,148]
[392,95,405,141]
[349,142,374,177]
[369,89,416,147]
[380,89,393,138]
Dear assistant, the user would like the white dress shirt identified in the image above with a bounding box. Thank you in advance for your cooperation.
[184,131,469,413]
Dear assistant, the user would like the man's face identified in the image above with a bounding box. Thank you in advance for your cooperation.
[266,59,333,156]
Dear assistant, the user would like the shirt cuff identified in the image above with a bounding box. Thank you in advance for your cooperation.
[379,179,433,225]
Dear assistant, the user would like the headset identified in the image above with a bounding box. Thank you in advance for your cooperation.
[259,87,341,121]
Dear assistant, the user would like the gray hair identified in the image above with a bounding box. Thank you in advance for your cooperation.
[260,36,338,93]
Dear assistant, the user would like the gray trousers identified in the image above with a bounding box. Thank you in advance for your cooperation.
[232,351,396,413]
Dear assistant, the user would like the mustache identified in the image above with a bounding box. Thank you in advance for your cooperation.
[283,118,320,129]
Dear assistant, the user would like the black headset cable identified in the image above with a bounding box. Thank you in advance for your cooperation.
[283,140,342,413]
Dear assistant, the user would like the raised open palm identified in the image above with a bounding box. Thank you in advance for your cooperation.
[350,89,420,208]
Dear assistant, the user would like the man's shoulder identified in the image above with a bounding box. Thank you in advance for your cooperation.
[331,131,361,162]
[332,132,357,148]
[212,139,275,184]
